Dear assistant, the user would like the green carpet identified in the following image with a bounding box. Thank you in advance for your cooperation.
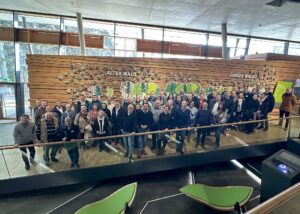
[75,182,137,214]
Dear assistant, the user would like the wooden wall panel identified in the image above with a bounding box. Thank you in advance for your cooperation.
[27,55,300,107]
[246,53,300,61]
[137,39,226,57]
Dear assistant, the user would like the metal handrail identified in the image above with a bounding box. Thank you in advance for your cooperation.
[0,116,299,150]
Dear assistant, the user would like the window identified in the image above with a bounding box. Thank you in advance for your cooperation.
[115,24,142,39]
[227,36,247,57]
[0,10,13,27]
[86,48,113,56]
[115,38,136,51]
[115,50,140,57]
[143,27,163,41]
[63,18,77,32]
[104,36,114,49]
[0,41,15,82]
[208,34,222,46]
[248,39,284,54]
[164,29,206,45]
[60,46,81,55]
[18,43,59,82]
[288,43,300,56]
[83,20,114,36]
[0,85,16,118]
[24,84,30,115]
[17,13,60,30]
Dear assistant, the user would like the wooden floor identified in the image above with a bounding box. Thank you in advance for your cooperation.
[1,116,299,180]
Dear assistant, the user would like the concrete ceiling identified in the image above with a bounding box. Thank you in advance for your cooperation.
[1,0,300,42]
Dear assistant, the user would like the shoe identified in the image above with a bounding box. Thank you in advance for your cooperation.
[179,151,184,155]
[142,150,147,155]
[137,152,142,159]
[75,164,80,168]
[25,164,30,170]
[45,161,50,166]
[215,145,220,149]
[30,158,36,164]
[194,143,199,148]
[51,157,59,162]
[263,127,268,131]
[256,126,263,129]
[70,163,75,168]
[200,144,205,149]
[284,127,288,131]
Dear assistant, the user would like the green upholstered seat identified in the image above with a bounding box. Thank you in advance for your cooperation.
[180,184,253,211]
[75,182,137,214]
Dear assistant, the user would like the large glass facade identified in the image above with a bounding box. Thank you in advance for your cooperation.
[288,43,300,56]
[0,11,13,27]
[0,9,299,119]
[0,41,15,82]
[17,13,60,30]
[248,39,285,55]
[0,85,16,118]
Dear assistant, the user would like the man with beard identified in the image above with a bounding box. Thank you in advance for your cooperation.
[13,115,36,170]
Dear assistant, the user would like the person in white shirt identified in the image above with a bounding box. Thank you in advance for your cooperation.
[92,111,110,152]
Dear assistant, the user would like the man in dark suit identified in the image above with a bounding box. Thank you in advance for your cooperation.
[92,111,110,152]
[111,100,124,145]
[76,94,90,113]
[59,116,80,168]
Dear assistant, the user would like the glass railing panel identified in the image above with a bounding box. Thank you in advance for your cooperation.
[0,150,10,179]
[0,122,16,147]
[289,116,300,140]
[1,116,297,180]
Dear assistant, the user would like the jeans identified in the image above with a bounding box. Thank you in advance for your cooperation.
[112,124,123,144]
[122,131,134,158]
[138,128,148,152]
[215,127,221,146]
[151,123,159,149]
[258,112,269,128]
[176,130,186,152]
[43,140,59,162]
[95,134,107,151]
[158,133,169,151]
[279,110,290,128]
[67,147,79,165]
[196,128,207,146]
[19,141,35,165]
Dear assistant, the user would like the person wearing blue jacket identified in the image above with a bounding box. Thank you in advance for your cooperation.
[195,102,212,148]
[174,101,190,154]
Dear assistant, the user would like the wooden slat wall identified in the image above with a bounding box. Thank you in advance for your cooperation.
[246,53,300,61]
[27,55,300,107]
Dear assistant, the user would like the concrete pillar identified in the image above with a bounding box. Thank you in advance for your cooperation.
[284,42,289,55]
[221,23,228,59]
[76,13,86,56]
[244,37,251,57]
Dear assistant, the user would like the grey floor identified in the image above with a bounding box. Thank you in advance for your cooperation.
[0,161,262,214]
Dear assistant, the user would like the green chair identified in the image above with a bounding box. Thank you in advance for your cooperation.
[75,182,137,214]
[180,184,253,212]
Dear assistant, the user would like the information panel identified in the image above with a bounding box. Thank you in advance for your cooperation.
[273,81,294,103]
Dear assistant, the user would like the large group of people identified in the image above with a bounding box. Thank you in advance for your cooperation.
[13,86,298,170]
